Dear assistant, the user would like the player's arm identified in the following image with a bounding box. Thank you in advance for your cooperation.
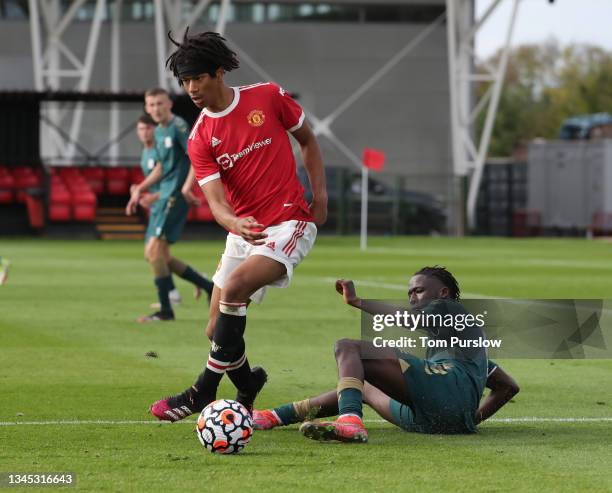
[129,183,159,209]
[181,167,201,206]
[173,119,200,206]
[475,363,520,424]
[335,279,404,315]
[139,191,160,209]
[291,122,328,225]
[200,178,268,245]
[126,163,163,215]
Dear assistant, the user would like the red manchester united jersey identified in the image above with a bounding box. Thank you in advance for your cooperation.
[188,81,313,229]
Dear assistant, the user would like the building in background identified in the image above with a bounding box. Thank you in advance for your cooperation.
[0,0,456,232]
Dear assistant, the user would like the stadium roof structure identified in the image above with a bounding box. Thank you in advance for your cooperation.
[24,0,523,233]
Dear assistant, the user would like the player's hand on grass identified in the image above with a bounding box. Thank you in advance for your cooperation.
[335,279,361,307]
[309,194,328,225]
[234,216,267,245]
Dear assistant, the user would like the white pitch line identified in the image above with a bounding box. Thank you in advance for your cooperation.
[0,420,190,426]
[483,417,612,423]
[1,417,611,427]
[319,277,491,299]
[316,277,612,319]
[364,417,612,424]
[362,248,612,270]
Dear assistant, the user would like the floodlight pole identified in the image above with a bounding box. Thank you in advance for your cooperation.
[109,0,123,166]
[28,0,107,163]
[154,0,221,91]
[154,0,169,90]
[65,0,106,160]
[446,0,520,232]
[360,165,369,251]
[216,0,231,34]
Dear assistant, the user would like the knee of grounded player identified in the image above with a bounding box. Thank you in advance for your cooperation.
[334,338,360,360]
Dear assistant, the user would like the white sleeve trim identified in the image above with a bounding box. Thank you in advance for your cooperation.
[198,172,221,186]
[288,111,305,133]
[487,364,498,377]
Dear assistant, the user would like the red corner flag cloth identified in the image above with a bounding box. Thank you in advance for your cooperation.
[362,148,385,171]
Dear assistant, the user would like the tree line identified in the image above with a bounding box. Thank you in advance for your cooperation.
[478,39,612,156]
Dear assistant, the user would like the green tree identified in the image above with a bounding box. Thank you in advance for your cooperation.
[477,40,612,156]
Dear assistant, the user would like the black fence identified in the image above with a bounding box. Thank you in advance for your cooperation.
[476,159,528,236]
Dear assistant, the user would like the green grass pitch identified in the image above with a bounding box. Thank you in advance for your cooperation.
[1,236,611,492]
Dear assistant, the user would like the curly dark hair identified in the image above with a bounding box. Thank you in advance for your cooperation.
[166,28,239,83]
[414,266,460,300]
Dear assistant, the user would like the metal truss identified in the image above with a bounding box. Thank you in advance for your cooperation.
[154,0,231,91]
[446,0,520,231]
[150,0,448,198]
[215,9,446,177]
[26,0,518,235]
[28,0,107,162]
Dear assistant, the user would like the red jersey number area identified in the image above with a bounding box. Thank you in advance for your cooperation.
[188,82,312,229]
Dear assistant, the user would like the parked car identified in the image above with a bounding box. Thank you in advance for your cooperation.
[559,113,612,140]
[297,166,446,235]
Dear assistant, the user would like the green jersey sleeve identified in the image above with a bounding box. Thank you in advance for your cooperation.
[487,359,498,377]
[174,117,190,154]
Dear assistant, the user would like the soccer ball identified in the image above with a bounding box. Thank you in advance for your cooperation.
[195,399,253,454]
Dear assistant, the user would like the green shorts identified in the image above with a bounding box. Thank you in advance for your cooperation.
[388,352,478,434]
[145,200,163,243]
[145,195,188,245]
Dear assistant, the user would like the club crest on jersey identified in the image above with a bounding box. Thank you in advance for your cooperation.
[247,109,265,127]
[216,153,234,170]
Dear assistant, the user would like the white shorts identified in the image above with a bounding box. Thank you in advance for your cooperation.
[212,220,317,304]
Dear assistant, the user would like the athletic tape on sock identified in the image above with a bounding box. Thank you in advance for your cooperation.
[292,399,312,420]
[337,377,364,395]
[219,301,247,316]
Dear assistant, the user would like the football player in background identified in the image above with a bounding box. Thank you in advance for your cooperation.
[127,91,214,323]
[133,113,181,308]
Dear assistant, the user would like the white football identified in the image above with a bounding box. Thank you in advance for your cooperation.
[195,399,253,454]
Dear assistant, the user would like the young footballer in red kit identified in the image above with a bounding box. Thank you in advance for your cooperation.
[150,30,327,421]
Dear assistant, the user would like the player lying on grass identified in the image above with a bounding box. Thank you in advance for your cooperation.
[254,267,519,442]
[127,93,214,323]
[149,30,327,421]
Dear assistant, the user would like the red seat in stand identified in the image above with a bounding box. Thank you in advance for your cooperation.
[13,167,42,203]
[48,181,72,221]
[82,167,105,195]
[130,167,145,185]
[0,167,15,203]
[106,167,130,195]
